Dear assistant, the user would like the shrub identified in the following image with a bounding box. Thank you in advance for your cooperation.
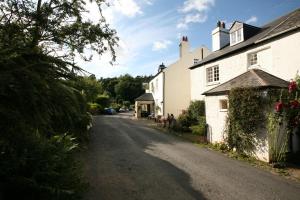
[88,103,104,115]
[190,117,206,135]
[110,102,121,112]
[95,94,110,108]
[188,100,205,124]
[176,113,192,132]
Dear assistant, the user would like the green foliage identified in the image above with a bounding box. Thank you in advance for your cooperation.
[227,88,265,154]
[190,117,206,136]
[176,113,192,132]
[69,75,103,103]
[267,112,288,163]
[110,102,122,112]
[123,101,131,108]
[87,103,104,115]
[114,74,144,103]
[188,100,205,123]
[0,0,118,198]
[95,94,110,108]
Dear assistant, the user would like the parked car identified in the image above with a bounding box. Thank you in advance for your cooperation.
[104,108,116,115]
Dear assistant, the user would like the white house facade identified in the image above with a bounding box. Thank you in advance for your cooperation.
[164,37,210,117]
[146,65,165,116]
[190,8,300,162]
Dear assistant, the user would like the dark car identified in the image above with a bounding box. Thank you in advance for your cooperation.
[104,108,116,115]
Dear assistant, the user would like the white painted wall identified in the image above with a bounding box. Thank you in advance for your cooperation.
[192,31,300,162]
[191,31,300,100]
[164,46,210,117]
[148,72,164,116]
[205,95,228,143]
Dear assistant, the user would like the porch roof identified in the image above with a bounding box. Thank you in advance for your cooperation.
[203,69,289,96]
[135,93,154,101]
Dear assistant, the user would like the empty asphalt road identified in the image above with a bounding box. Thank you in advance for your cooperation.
[83,115,300,200]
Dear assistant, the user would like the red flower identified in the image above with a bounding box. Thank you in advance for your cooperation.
[275,102,283,112]
[290,100,300,109]
[288,81,297,93]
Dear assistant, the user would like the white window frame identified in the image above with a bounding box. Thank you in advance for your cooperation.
[230,28,243,45]
[206,65,219,84]
[248,52,258,67]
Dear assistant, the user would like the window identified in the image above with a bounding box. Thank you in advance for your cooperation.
[248,53,258,66]
[230,29,243,45]
[206,66,219,83]
[220,99,228,111]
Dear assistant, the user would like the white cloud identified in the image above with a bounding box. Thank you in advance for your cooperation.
[152,40,172,51]
[179,0,215,13]
[114,0,142,17]
[177,0,214,29]
[144,0,153,5]
[245,16,258,24]
[177,13,207,29]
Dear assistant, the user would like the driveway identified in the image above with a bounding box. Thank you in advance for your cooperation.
[83,115,300,200]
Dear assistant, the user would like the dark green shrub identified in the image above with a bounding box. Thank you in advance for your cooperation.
[188,100,205,124]
[176,113,192,132]
[95,94,110,108]
[190,117,206,135]
[88,103,104,115]
[110,102,121,112]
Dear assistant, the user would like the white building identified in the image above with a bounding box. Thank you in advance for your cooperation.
[135,37,210,118]
[190,8,300,161]
[164,37,210,117]
[135,64,165,118]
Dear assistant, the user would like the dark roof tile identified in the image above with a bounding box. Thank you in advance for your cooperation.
[203,69,288,95]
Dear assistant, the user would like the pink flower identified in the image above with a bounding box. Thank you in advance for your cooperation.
[288,81,297,93]
[275,102,283,112]
[290,100,300,109]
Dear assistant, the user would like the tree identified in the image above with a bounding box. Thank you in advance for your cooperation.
[0,0,118,199]
[69,75,104,103]
[114,74,144,103]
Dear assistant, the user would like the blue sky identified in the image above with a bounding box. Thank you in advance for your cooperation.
[79,0,300,78]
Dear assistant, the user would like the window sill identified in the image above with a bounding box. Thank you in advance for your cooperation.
[220,109,228,112]
[206,82,220,87]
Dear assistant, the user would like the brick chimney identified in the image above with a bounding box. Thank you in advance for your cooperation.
[212,21,229,51]
[179,36,190,58]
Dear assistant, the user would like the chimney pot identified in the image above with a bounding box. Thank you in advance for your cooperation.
[217,21,221,27]
[221,22,225,28]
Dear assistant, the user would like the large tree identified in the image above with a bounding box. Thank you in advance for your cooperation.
[0,0,118,199]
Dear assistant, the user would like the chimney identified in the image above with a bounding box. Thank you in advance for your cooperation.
[179,36,190,58]
[158,63,166,73]
[212,21,229,51]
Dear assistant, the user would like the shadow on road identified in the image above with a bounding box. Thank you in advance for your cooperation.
[82,116,206,200]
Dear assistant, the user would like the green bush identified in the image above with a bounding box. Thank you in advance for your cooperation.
[190,117,206,135]
[188,100,205,124]
[95,94,110,108]
[176,113,192,132]
[88,103,104,115]
[110,102,121,112]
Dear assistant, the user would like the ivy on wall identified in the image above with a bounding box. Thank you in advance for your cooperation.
[226,88,266,154]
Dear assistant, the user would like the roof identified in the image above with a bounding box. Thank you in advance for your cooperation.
[135,93,154,101]
[190,8,300,70]
[203,69,289,96]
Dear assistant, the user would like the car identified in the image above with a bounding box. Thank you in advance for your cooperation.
[104,108,116,115]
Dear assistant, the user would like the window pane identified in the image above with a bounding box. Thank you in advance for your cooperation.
[231,32,236,44]
[249,53,257,66]
[237,29,241,42]
[220,99,228,110]
[207,67,213,82]
[214,66,219,81]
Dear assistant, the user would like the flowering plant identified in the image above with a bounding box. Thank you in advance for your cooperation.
[274,78,300,129]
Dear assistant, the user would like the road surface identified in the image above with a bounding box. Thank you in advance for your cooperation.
[83,115,300,200]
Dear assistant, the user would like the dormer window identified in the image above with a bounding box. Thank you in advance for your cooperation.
[230,29,243,45]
